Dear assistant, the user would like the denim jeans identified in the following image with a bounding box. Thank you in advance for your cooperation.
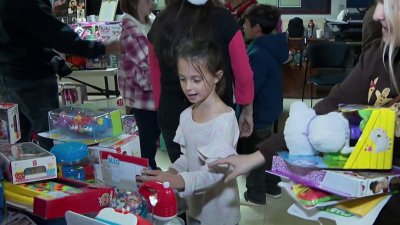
[0,74,58,150]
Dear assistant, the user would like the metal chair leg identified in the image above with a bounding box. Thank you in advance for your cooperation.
[310,83,313,107]
[302,61,309,102]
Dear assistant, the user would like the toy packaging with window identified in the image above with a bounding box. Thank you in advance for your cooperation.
[48,106,123,144]
[0,103,21,144]
[283,102,395,170]
[0,142,57,184]
[58,82,88,106]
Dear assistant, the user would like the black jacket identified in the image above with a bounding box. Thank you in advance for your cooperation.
[0,0,105,79]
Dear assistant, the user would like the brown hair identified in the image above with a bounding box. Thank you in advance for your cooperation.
[176,40,226,98]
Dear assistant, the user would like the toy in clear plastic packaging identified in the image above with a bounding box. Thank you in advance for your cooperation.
[110,190,149,219]
[49,106,122,142]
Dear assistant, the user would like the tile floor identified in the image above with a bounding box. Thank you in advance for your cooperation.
[154,99,337,225]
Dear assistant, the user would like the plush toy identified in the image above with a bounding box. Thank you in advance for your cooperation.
[284,101,353,156]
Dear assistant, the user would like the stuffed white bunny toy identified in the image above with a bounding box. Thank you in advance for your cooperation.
[284,101,352,156]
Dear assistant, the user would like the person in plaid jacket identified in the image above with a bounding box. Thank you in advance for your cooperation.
[118,0,160,169]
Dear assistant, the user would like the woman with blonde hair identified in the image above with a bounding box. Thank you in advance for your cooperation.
[210,1,400,224]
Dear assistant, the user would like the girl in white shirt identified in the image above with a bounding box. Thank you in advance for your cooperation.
[138,40,240,225]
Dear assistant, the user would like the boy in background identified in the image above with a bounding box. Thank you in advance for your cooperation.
[239,4,288,206]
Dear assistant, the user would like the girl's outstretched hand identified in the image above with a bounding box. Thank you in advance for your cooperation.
[137,169,185,190]
[208,151,266,183]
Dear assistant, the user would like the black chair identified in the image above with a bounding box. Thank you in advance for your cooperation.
[302,41,350,106]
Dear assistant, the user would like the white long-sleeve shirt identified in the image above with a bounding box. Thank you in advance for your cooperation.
[170,106,240,225]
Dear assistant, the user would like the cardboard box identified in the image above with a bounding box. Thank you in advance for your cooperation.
[0,103,21,144]
[320,169,400,198]
[99,151,148,191]
[97,134,140,157]
[58,82,88,106]
[3,177,114,219]
[271,155,400,198]
[0,142,57,184]
[84,97,126,115]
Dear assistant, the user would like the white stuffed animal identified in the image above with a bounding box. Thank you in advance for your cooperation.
[284,101,352,156]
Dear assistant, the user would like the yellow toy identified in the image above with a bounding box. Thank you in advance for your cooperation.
[343,108,395,169]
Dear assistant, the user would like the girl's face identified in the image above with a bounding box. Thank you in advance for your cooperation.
[136,0,154,18]
[178,58,219,105]
[373,0,400,44]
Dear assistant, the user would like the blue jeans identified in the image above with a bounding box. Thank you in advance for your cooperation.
[0,74,59,150]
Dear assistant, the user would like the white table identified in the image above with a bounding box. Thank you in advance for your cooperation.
[62,68,118,98]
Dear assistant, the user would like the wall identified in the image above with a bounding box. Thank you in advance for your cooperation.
[155,0,347,34]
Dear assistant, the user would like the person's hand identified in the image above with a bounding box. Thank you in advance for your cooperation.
[137,169,185,190]
[104,39,121,55]
[238,104,253,137]
[208,151,265,183]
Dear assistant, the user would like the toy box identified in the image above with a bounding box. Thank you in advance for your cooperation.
[65,209,152,225]
[48,106,123,143]
[3,177,114,219]
[84,96,126,115]
[97,134,141,157]
[271,155,400,198]
[58,82,88,106]
[0,142,57,184]
[0,103,21,144]
[99,151,148,191]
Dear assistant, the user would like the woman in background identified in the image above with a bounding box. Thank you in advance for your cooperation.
[118,0,160,169]
[210,1,400,224]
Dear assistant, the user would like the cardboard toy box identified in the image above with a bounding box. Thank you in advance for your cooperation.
[271,155,400,198]
[84,96,126,115]
[0,103,21,144]
[97,134,141,157]
[0,142,57,184]
[99,151,148,191]
[58,82,88,106]
[3,177,114,219]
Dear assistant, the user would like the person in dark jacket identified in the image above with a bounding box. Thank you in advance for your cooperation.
[0,0,119,150]
[210,1,400,224]
[238,4,288,206]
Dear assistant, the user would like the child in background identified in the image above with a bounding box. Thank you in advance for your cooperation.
[138,41,240,225]
[238,4,288,206]
[118,0,160,169]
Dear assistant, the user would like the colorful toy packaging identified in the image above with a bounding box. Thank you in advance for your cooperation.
[3,177,114,219]
[0,142,57,184]
[271,155,400,198]
[0,103,21,144]
[48,106,123,143]
[58,82,88,106]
